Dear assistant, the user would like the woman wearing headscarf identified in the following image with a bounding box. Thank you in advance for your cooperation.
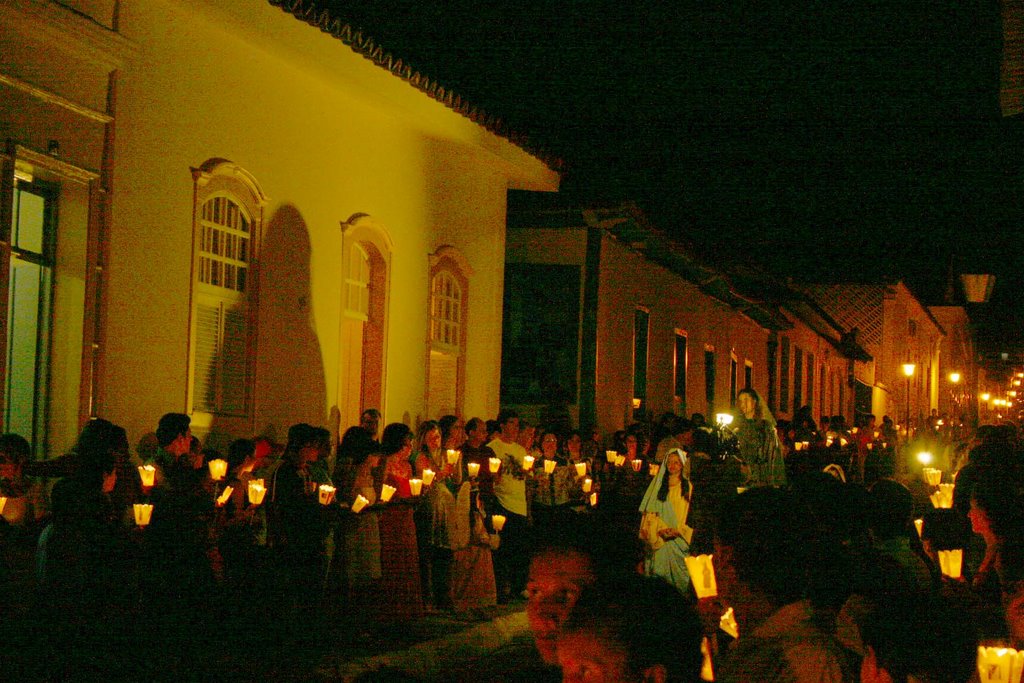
[736,387,786,487]
[638,448,693,595]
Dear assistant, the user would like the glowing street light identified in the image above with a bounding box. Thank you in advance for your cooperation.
[902,363,916,378]
[948,372,961,383]
[902,363,916,439]
[981,393,991,402]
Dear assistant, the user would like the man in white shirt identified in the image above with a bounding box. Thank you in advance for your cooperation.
[487,410,530,603]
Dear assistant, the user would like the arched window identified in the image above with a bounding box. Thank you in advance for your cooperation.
[189,160,266,428]
[426,246,471,419]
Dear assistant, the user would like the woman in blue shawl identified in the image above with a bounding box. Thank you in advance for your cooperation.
[638,448,693,594]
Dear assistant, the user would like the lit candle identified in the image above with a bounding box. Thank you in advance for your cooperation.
[318,484,337,505]
[938,549,963,579]
[467,462,480,478]
[631,459,643,473]
[380,484,397,503]
[977,646,1024,683]
[133,503,154,527]
[615,455,626,467]
[208,458,228,481]
[589,491,598,507]
[491,514,507,532]
[867,443,874,450]
[826,437,834,447]
[409,479,423,496]
[489,457,502,473]
[582,477,593,493]
[794,442,804,451]
[446,449,460,465]
[138,464,156,488]
[923,468,942,486]
[422,469,436,485]
[216,486,234,507]
[352,494,370,513]
[914,518,924,538]
[523,455,535,471]
[801,441,810,450]
[852,427,859,434]
[574,462,587,478]
[247,479,267,506]
[874,431,880,439]
[839,437,848,447]
[720,607,739,639]
[543,459,556,474]
[684,554,718,598]
[648,463,660,476]
[0,496,6,514]
[606,450,617,463]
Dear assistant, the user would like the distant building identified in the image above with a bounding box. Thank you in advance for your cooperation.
[0,0,558,455]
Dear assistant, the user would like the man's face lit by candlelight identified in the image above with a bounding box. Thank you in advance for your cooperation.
[525,550,596,665]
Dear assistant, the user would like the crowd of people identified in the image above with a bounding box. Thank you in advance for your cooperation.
[0,390,1020,681]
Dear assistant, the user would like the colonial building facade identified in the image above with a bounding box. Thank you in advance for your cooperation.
[0,0,558,455]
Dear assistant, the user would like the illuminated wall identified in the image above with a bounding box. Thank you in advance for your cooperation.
[1,0,558,453]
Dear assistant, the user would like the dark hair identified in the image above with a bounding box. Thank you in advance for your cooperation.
[156,413,190,448]
[415,420,439,453]
[438,415,460,445]
[465,417,484,435]
[860,594,977,683]
[380,423,413,456]
[656,451,689,503]
[868,479,914,540]
[971,472,1024,540]
[530,517,640,583]
[0,433,32,467]
[339,426,378,466]
[716,487,815,605]
[496,409,519,427]
[227,438,256,470]
[560,575,704,683]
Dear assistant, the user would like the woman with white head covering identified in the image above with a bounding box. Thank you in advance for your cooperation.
[638,448,693,594]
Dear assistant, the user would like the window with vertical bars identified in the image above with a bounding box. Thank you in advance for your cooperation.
[199,196,249,293]
[807,354,815,409]
[345,244,371,320]
[780,337,790,414]
[794,347,803,409]
[430,271,462,352]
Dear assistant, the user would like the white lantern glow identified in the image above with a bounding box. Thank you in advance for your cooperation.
[318,484,337,505]
[216,486,234,507]
[138,464,156,488]
[408,479,422,496]
[207,459,228,481]
[380,484,397,503]
[467,462,480,478]
[352,494,369,513]
[133,503,154,527]
[938,549,963,579]
[491,514,507,532]
[684,554,718,598]
[247,479,267,506]
[523,455,535,471]
[543,459,556,474]
[977,647,1024,683]
[488,457,502,473]
[574,462,587,478]
[422,469,436,485]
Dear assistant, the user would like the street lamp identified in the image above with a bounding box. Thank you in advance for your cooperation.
[949,372,961,384]
[902,363,916,438]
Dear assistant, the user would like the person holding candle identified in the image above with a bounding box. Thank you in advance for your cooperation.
[735,388,786,488]
[336,426,382,606]
[638,449,694,595]
[557,575,705,683]
[713,487,857,682]
[412,420,462,610]
[968,472,1024,609]
[487,410,532,604]
[376,422,425,620]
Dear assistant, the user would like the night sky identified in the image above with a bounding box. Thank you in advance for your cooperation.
[324,0,1022,352]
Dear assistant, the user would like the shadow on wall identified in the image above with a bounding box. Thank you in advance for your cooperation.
[251,203,327,439]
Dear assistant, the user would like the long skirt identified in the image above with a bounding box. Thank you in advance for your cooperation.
[645,536,692,595]
[450,544,497,612]
[376,505,424,621]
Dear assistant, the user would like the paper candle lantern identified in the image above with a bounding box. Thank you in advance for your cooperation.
[422,469,436,485]
[467,462,480,478]
[380,484,397,503]
[489,457,502,473]
[606,450,617,463]
[977,647,1024,683]
[491,514,507,532]
[801,441,810,450]
[574,462,587,478]
[216,486,234,507]
[543,459,556,474]
[589,492,598,507]
[826,437,834,447]
[631,459,643,473]
[938,549,963,579]
[684,554,718,598]
[615,455,626,467]
[923,468,942,486]
[867,443,874,450]
[318,484,336,505]
[138,464,156,488]
[793,442,804,451]
[133,503,153,527]
[352,494,369,513]
[207,458,228,481]
[247,480,267,506]
[523,455,535,471]
[408,479,422,496]
[914,518,924,538]
[583,477,593,493]
[0,496,6,514]
[720,607,739,639]
[446,449,460,465]
[649,463,661,476]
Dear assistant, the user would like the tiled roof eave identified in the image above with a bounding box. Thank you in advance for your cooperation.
[267,0,563,172]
